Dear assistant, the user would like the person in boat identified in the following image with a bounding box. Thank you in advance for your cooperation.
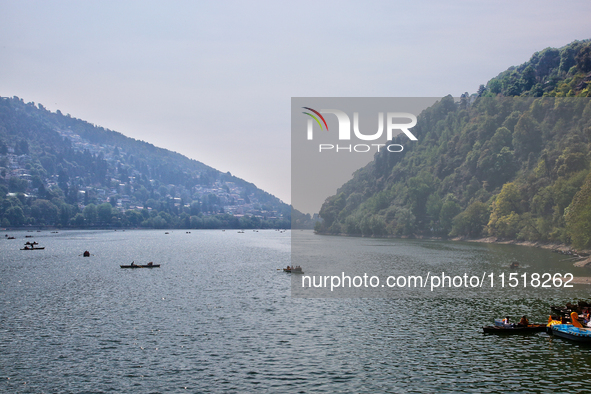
[130,261,135,267]
[518,316,529,327]
[147,262,153,266]
[503,316,510,325]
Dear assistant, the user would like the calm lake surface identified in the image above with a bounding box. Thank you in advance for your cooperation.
[2,229,591,393]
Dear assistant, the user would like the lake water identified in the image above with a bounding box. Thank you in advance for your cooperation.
[2,229,591,393]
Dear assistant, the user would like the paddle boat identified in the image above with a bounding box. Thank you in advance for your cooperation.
[550,325,591,342]
[549,312,591,342]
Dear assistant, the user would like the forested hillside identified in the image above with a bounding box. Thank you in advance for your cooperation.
[0,97,291,229]
[315,39,591,249]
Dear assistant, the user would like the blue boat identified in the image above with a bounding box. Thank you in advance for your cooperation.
[550,324,591,342]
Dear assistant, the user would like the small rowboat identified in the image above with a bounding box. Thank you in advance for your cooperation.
[283,266,304,274]
[120,264,160,269]
[21,241,44,250]
[550,324,591,342]
[483,324,547,334]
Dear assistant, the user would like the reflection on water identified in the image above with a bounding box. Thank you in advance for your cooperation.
[1,230,591,393]
[292,232,590,299]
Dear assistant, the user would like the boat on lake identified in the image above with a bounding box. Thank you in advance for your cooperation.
[548,312,591,342]
[510,261,519,269]
[120,262,160,269]
[550,324,591,342]
[483,317,546,334]
[483,324,546,334]
[21,242,45,250]
[283,265,304,274]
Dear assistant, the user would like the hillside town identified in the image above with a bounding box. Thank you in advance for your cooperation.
[0,98,289,228]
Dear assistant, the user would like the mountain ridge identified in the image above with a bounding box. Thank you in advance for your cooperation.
[0,96,291,229]
[314,39,591,249]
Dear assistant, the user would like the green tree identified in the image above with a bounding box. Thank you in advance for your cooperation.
[84,203,98,224]
[440,199,461,235]
[126,210,143,227]
[30,199,58,225]
[59,203,76,226]
[487,182,524,237]
[4,206,25,226]
[566,173,591,248]
[512,114,541,159]
[8,177,28,193]
[97,203,113,224]
[71,213,86,227]
[450,201,489,237]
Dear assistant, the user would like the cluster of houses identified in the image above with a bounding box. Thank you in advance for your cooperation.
[2,128,284,222]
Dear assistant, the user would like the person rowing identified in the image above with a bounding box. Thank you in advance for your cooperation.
[518,316,529,327]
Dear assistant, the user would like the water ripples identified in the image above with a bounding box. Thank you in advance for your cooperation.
[2,230,591,392]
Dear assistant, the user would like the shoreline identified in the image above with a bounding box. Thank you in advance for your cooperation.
[454,236,575,252]
[455,236,591,268]
[314,231,591,268]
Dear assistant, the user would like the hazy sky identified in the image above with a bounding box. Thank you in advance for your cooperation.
[1,1,590,206]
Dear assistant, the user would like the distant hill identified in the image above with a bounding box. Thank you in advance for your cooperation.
[315,39,591,249]
[0,96,291,229]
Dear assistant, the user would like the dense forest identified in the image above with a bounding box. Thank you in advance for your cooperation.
[315,39,591,249]
[0,97,291,229]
